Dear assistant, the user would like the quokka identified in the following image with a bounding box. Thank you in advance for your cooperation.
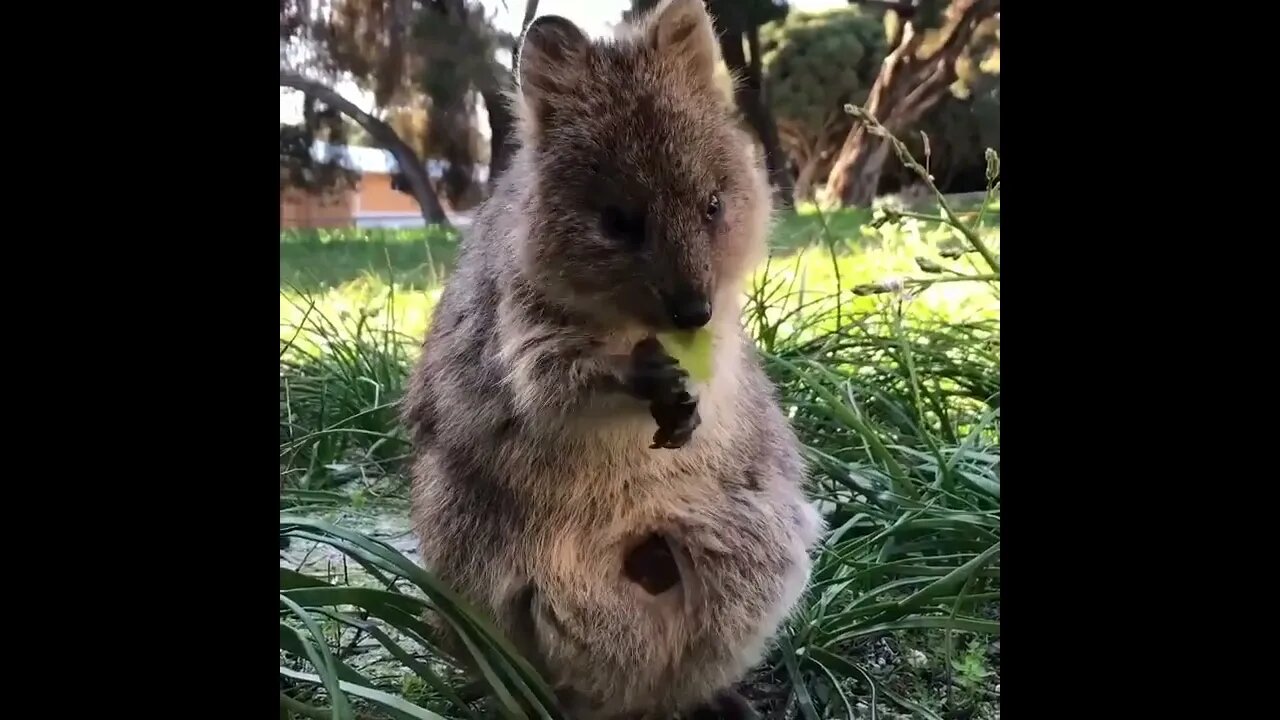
[402,1,823,716]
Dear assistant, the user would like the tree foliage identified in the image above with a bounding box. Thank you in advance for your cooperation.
[280,0,363,196]
[279,124,360,195]
[411,0,503,207]
[822,0,1000,207]
[280,0,516,211]
[280,1,374,196]
[324,0,519,204]
[763,9,886,142]
[760,7,886,199]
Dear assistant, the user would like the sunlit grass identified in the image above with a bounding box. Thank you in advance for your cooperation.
[279,206,1000,356]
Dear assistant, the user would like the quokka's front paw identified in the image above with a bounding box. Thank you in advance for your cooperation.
[649,391,699,449]
[628,338,701,449]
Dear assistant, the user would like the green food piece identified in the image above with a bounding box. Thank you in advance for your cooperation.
[656,328,715,383]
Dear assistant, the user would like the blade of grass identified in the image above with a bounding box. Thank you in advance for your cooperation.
[279,597,353,720]
[781,636,821,720]
[315,609,482,720]
[281,518,563,719]
[806,646,878,720]
[280,667,450,720]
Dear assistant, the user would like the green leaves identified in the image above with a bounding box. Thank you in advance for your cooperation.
[280,286,415,491]
[762,7,887,135]
[743,192,999,717]
[279,518,565,720]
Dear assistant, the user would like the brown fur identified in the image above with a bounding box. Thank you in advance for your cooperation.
[401,1,823,717]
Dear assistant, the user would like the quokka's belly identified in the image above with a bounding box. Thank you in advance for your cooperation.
[522,491,821,718]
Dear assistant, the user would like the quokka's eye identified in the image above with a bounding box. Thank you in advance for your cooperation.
[601,206,645,246]
[705,192,722,222]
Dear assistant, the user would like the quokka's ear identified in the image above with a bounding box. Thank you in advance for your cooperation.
[643,0,721,87]
[517,15,591,132]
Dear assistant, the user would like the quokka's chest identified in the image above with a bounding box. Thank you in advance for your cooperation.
[510,422,738,501]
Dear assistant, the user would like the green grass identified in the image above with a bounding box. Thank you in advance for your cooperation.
[280,170,1000,717]
[282,226,461,291]
[280,200,999,352]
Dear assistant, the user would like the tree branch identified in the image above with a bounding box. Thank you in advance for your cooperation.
[520,0,541,31]
[512,0,541,77]
[823,0,999,206]
[881,0,998,131]
[280,70,451,228]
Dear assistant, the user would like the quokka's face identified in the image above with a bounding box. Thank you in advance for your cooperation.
[515,0,771,332]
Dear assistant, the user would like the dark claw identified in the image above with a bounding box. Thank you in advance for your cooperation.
[650,395,699,449]
[630,338,702,449]
[628,339,685,401]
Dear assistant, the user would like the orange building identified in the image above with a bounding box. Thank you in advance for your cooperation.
[280,143,481,229]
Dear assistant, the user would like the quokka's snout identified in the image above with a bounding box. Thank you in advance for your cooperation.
[664,290,712,329]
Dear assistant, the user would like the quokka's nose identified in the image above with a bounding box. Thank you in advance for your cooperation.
[670,296,712,329]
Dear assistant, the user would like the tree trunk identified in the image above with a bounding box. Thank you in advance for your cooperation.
[794,154,823,203]
[430,92,478,209]
[482,87,515,184]
[280,71,452,228]
[833,134,892,207]
[717,23,795,208]
[375,0,412,107]
[826,0,999,207]
[512,0,542,66]
[744,27,795,207]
